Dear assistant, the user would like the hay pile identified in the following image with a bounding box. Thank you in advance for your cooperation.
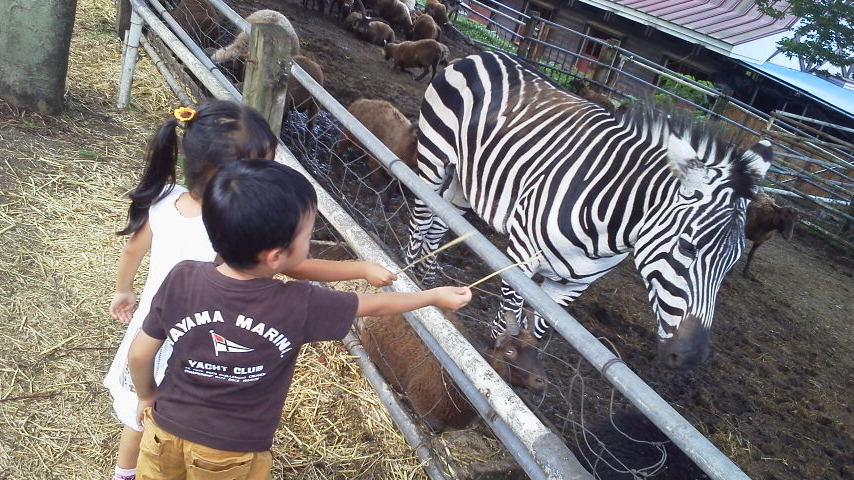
[0,1,434,478]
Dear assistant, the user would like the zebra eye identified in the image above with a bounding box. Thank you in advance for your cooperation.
[678,238,697,258]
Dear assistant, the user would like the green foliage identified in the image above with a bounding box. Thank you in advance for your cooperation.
[451,15,518,54]
[754,0,854,73]
[654,74,716,109]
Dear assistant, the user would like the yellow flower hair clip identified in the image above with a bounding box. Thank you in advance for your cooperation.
[173,106,196,128]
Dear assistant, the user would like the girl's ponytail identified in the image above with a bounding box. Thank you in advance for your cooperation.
[117,118,180,235]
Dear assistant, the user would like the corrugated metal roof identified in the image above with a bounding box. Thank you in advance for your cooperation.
[741,61,854,118]
[580,0,799,45]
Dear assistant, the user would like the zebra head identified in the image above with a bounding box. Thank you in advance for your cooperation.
[633,128,773,370]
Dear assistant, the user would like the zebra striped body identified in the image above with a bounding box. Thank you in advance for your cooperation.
[405,52,772,369]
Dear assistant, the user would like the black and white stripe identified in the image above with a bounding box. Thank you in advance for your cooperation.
[405,52,772,368]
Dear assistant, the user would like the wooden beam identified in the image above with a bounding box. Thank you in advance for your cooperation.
[242,23,291,135]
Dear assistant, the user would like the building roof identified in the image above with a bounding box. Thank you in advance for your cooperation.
[575,0,799,55]
[740,61,854,118]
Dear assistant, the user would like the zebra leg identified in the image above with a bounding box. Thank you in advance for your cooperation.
[529,277,591,338]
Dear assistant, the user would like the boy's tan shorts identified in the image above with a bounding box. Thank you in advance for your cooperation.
[137,408,272,480]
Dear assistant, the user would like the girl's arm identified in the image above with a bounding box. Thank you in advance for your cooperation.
[109,221,153,323]
[356,286,472,317]
[284,259,397,287]
[128,331,164,429]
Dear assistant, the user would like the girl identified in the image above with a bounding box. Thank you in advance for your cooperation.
[105,100,395,480]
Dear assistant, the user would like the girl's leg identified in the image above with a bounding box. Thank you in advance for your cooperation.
[116,426,143,470]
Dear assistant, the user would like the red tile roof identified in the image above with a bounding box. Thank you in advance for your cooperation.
[608,0,799,44]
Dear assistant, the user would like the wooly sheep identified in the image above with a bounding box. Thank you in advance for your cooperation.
[374,0,413,33]
[329,0,356,21]
[210,9,300,63]
[356,310,546,432]
[170,0,222,49]
[408,11,441,41]
[383,39,449,81]
[573,411,707,479]
[343,11,364,30]
[424,0,448,28]
[355,20,396,45]
[742,191,800,279]
[334,99,416,203]
[286,56,325,128]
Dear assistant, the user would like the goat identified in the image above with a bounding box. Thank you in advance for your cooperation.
[356,310,546,432]
[334,98,416,204]
[424,0,448,28]
[573,411,707,479]
[286,56,325,129]
[408,11,441,41]
[210,9,300,63]
[743,192,800,279]
[383,39,449,81]
[170,0,221,49]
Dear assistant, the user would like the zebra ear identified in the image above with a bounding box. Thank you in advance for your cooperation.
[666,135,708,194]
[732,139,773,198]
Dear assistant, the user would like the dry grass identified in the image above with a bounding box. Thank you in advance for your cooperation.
[0,1,429,478]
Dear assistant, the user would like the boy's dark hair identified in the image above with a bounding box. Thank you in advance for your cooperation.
[203,158,318,269]
[119,100,278,236]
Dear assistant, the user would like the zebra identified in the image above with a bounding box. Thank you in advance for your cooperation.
[404,51,773,370]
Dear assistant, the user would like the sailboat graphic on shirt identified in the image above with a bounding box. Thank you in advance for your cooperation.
[210,330,254,356]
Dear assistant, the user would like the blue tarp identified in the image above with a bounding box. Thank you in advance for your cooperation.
[741,61,854,120]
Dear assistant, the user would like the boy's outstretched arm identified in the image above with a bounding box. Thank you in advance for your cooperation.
[128,331,164,429]
[356,286,472,317]
[284,259,396,287]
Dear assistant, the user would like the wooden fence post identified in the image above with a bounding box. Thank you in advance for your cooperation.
[116,0,132,39]
[592,39,619,87]
[518,12,540,60]
[242,23,291,135]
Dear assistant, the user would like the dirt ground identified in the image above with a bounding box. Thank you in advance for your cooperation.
[243,1,853,479]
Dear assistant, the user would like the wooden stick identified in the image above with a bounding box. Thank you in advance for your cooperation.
[397,232,475,273]
[467,251,543,288]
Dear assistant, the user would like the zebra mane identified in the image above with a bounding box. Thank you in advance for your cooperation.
[616,104,762,199]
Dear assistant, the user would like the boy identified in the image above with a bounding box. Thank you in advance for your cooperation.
[128,158,471,479]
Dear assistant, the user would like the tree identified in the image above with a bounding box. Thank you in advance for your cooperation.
[755,0,854,78]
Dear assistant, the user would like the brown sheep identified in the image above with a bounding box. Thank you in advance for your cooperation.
[424,0,448,28]
[171,0,221,49]
[343,11,364,30]
[356,310,546,432]
[210,10,300,62]
[374,0,413,33]
[334,99,417,203]
[408,11,440,41]
[383,39,449,81]
[355,20,396,45]
[743,192,800,278]
[286,56,325,128]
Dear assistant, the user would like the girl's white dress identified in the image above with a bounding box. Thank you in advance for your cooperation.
[103,186,216,431]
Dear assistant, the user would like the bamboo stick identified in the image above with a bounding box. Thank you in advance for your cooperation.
[468,251,543,288]
[397,232,475,273]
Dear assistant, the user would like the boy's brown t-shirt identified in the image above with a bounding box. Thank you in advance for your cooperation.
[141,260,358,452]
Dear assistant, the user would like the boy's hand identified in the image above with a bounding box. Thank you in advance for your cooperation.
[430,286,472,311]
[110,292,136,324]
[136,398,155,430]
[362,262,397,287]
